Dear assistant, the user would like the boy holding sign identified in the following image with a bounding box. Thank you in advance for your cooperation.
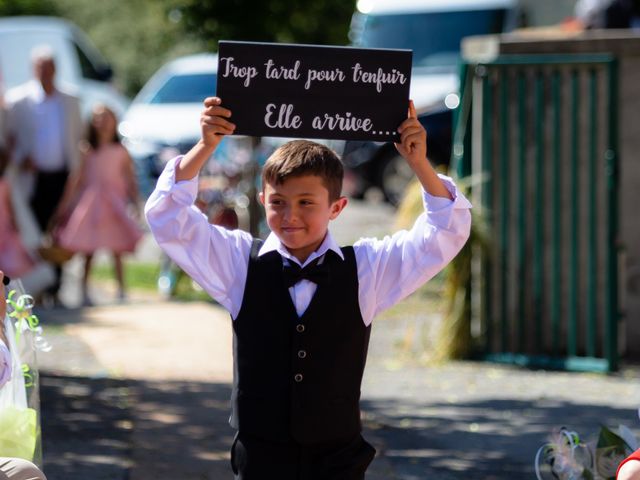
[145,96,471,479]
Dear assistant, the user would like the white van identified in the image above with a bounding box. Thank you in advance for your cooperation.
[0,16,129,116]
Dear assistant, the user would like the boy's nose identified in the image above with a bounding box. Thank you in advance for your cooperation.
[282,205,298,222]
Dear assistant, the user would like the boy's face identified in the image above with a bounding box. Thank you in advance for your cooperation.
[260,174,347,263]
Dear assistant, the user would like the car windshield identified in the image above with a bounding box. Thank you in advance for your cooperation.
[148,73,217,104]
[354,9,507,70]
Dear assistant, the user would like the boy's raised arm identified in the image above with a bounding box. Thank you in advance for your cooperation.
[395,100,452,200]
[175,97,236,182]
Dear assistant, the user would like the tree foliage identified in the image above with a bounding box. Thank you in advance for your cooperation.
[0,0,58,16]
[173,0,357,49]
[0,0,357,98]
[54,0,207,97]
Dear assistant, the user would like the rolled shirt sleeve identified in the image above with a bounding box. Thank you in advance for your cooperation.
[355,174,472,325]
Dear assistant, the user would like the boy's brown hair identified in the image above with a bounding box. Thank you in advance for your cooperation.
[262,140,343,202]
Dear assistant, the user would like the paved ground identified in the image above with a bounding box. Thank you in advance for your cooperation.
[35,298,640,480]
[19,199,640,479]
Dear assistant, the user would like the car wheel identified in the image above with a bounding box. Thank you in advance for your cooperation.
[378,152,415,206]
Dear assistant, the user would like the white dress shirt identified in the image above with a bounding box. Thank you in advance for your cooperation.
[5,79,83,173]
[31,86,66,172]
[145,157,472,326]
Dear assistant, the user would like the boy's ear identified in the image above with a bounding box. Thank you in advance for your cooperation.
[258,191,265,206]
[329,196,348,220]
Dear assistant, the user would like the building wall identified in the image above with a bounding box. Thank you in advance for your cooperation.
[519,0,577,27]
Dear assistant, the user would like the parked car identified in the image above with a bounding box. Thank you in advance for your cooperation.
[118,53,254,198]
[0,16,129,117]
[344,0,518,205]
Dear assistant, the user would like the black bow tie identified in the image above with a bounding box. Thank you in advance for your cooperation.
[282,258,329,287]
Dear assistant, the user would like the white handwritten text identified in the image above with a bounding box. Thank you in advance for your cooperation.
[219,56,258,87]
[351,63,407,93]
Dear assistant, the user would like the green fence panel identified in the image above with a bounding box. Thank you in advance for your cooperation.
[456,54,620,372]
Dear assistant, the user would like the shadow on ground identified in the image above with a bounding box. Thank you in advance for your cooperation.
[40,374,235,480]
[40,372,638,479]
[129,379,235,479]
[40,374,133,480]
[361,396,637,480]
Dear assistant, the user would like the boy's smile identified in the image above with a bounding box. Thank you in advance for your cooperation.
[260,174,347,263]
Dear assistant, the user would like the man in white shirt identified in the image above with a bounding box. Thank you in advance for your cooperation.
[5,46,82,303]
[0,271,48,480]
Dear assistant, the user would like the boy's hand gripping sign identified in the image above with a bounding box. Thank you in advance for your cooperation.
[216,41,412,142]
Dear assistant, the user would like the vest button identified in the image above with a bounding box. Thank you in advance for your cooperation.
[294,373,303,382]
[298,350,307,359]
[296,324,305,333]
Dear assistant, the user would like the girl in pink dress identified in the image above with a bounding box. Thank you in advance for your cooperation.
[0,148,36,278]
[55,105,142,304]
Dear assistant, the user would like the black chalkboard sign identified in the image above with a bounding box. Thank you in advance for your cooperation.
[216,41,412,142]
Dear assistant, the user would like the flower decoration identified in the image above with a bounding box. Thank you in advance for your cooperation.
[536,414,639,480]
[5,290,51,354]
[5,289,52,384]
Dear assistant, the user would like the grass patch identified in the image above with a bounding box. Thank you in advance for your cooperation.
[91,261,211,302]
[91,261,157,290]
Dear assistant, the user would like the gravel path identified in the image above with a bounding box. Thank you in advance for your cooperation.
[35,297,640,479]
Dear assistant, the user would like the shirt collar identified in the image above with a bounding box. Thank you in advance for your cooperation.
[30,80,59,103]
[259,231,344,267]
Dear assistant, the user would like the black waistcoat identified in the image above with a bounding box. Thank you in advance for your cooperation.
[229,240,371,445]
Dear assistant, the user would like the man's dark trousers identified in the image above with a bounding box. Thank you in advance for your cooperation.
[30,168,68,296]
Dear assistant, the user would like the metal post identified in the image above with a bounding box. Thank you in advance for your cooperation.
[533,72,545,352]
[568,69,580,357]
[586,69,598,358]
[499,70,510,353]
[453,63,473,179]
[551,70,562,355]
[516,71,527,352]
[482,70,493,352]
[605,60,619,371]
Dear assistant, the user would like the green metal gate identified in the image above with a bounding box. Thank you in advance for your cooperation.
[453,54,620,372]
